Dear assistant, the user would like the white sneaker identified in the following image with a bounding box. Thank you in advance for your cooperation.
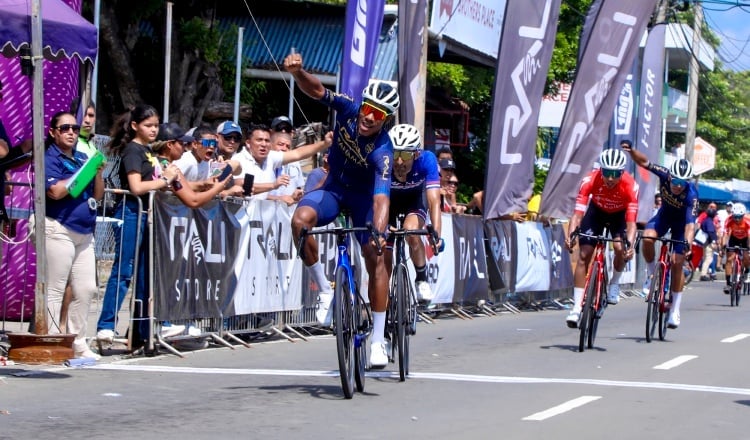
[96,329,114,343]
[75,349,101,361]
[416,281,434,301]
[160,324,185,338]
[642,276,652,295]
[316,292,334,327]
[667,309,680,329]
[607,283,620,305]
[566,311,580,329]
[370,341,388,368]
[745,272,750,283]
[187,325,202,337]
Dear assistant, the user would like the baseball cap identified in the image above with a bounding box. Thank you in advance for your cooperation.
[156,122,193,143]
[439,158,456,171]
[271,116,293,132]
[217,121,242,136]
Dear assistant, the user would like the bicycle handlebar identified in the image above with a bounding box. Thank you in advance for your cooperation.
[387,223,443,255]
[297,222,383,260]
[569,228,631,252]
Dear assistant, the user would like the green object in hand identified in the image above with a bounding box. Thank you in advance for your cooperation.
[66,150,105,198]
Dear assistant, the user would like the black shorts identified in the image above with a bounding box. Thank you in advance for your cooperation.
[578,204,627,247]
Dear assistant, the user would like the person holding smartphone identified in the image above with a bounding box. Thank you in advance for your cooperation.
[232,124,331,200]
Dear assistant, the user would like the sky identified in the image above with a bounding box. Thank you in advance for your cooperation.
[702,1,750,71]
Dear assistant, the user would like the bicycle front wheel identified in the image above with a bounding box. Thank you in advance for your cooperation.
[394,264,410,381]
[579,262,599,352]
[334,266,355,399]
[646,265,663,343]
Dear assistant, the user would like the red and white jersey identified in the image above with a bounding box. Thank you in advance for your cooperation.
[574,169,639,222]
[724,215,750,240]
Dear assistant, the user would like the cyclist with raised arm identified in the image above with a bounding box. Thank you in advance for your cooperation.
[720,202,750,293]
[385,124,443,301]
[284,52,398,368]
[623,144,697,329]
[564,149,638,328]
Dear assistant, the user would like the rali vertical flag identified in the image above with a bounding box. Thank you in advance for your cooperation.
[484,0,562,219]
[540,0,658,219]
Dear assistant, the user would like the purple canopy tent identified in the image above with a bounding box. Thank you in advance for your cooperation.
[0,0,97,62]
[0,0,96,331]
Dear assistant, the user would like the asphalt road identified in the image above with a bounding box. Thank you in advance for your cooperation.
[2,279,749,440]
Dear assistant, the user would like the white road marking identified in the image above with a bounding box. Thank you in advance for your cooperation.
[653,355,698,370]
[522,396,601,421]
[721,333,750,343]
[85,364,750,396]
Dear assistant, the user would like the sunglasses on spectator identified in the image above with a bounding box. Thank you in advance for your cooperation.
[359,101,389,121]
[201,139,218,148]
[55,124,81,133]
[223,134,242,142]
[671,177,687,187]
[601,169,622,179]
[447,180,459,186]
[394,150,416,161]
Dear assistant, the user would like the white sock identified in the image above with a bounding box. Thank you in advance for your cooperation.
[671,291,682,312]
[309,261,332,294]
[610,270,623,285]
[371,311,386,345]
[572,287,584,313]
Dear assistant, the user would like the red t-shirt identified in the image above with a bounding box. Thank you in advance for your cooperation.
[574,169,639,222]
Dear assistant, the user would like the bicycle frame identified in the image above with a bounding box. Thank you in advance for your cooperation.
[726,246,744,307]
[645,235,685,342]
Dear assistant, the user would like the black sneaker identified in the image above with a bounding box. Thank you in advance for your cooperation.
[699,275,710,281]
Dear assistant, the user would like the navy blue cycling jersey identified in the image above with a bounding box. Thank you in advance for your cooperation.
[391,150,441,196]
[647,162,698,225]
[319,89,392,196]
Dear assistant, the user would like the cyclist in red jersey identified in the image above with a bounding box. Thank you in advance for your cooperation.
[564,149,638,328]
[720,202,750,293]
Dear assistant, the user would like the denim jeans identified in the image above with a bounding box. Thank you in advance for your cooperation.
[96,199,149,339]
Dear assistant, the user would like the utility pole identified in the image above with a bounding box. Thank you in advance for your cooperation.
[685,1,703,161]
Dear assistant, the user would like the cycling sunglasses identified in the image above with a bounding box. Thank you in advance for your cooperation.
[223,134,242,143]
[601,169,622,179]
[201,139,218,148]
[394,150,416,161]
[359,101,389,121]
[56,124,81,133]
[671,177,687,187]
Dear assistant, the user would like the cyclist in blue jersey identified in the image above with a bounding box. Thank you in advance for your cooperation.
[623,144,697,329]
[385,124,443,302]
[284,53,398,367]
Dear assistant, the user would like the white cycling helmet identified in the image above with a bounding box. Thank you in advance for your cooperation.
[670,158,693,180]
[362,80,400,114]
[733,202,746,217]
[389,124,422,151]
[599,148,627,170]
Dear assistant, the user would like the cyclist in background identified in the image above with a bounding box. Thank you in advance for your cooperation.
[284,52,398,368]
[720,202,750,293]
[623,143,697,329]
[564,149,638,328]
[385,124,443,302]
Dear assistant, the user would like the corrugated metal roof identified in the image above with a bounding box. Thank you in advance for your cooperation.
[217,13,398,81]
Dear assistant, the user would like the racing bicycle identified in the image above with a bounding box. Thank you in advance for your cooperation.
[645,235,687,342]
[298,221,380,399]
[570,229,628,352]
[725,246,745,307]
[386,214,440,381]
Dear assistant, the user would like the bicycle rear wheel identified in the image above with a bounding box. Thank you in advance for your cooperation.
[354,293,369,392]
[334,266,355,399]
[579,262,599,352]
[646,265,663,343]
[658,289,670,341]
[394,264,410,381]
[731,260,741,307]
[588,275,607,349]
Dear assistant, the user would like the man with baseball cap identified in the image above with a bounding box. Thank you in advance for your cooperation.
[271,116,293,134]
[216,120,243,161]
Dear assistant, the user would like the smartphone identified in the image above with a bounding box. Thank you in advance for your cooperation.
[216,164,234,181]
[243,173,255,195]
